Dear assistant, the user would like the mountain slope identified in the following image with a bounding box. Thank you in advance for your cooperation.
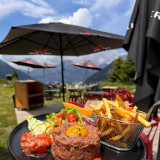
[30,60,98,83]
[85,62,113,84]
[0,60,28,79]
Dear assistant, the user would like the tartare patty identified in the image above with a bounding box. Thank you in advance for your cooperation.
[51,122,101,160]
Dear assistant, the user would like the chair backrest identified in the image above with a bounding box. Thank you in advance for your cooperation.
[147,120,158,142]
[115,88,134,103]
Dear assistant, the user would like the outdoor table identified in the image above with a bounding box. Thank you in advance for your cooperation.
[68,88,86,102]
[8,103,145,160]
[68,87,86,91]
[44,89,59,100]
[84,91,108,100]
[101,86,118,93]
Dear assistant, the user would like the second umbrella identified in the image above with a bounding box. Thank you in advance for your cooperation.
[11,58,44,79]
[72,60,101,83]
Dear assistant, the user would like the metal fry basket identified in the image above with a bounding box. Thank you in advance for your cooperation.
[91,100,160,151]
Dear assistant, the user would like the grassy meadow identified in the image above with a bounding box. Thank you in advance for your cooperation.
[0,82,135,160]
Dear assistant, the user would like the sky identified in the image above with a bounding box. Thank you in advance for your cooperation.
[0,0,136,70]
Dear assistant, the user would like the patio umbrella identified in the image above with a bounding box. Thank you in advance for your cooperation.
[72,60,101,83]
[0,22,124,101]
[42,62,56,83]
[11,58,44,79]
[123,0,160,158]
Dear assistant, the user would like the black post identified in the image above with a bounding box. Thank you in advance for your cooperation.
[28,66,29,79]
[43,68,45,84]
[59,34,65,102]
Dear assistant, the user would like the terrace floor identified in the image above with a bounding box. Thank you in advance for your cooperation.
[14,104,160,160]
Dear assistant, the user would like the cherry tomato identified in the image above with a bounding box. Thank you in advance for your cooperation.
[45,136,51,146]
[66,112,77,123]
[37,146,47,154]
[29,141,36,148]
[37,139,47,147]
[20,132,51,155]
[21,134,26,142]
[68,117,76,122]
[57,113,65,118]
[30,147,37,152]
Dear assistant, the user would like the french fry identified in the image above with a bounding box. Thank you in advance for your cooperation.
[113,111,123,132]
[97,101,104,110]
[121,117,133,123]
[103,98,112,118]
[100,119,108,132]
[89,92,151,149]
[116,106,151,127]
[115,94,126,108]
[114,105,133,120]
[134,112,138,123]
[132,105,138,112]
[89,103,97,110]
[115,100,119,107]
[101,127,114,137]
[138,113,147,119]
[110,125,132,141]
[96,118,101,128]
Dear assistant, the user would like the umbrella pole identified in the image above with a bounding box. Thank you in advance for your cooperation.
[84,68,88,84]
[43,68,45,84]
[60,34,65,102]
[28,66,29,79]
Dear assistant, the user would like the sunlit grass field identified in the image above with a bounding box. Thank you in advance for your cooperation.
[0,82,135,160]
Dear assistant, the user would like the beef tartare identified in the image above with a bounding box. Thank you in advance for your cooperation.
[51,122,101,160]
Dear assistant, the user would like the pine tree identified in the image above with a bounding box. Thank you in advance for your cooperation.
[12,70,19,80]
[108,56,135,84]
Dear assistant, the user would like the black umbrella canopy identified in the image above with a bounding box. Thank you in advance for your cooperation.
[11,58,44,68]
[11,58,44,79]
[72,60,101,83]
[43,62,56,68]
[123,0,160,112]
[0,22,124,101]
[72,60,101,70]
[123,1,160,157]
[0,22,124,55]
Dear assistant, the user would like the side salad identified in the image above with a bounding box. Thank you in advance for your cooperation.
[26,107,84,135]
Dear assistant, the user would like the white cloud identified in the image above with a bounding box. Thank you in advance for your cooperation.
[39,8,92,27]
[0,0,54,20]
[60,8,92,27]
[39,17,54,23]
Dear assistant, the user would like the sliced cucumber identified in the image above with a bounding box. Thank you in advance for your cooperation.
[30,121,45,130]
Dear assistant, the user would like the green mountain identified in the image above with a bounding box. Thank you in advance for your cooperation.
[85,62,113,84]
[0,60,28,80]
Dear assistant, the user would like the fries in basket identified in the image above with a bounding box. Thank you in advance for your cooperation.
[89,95,151,149]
